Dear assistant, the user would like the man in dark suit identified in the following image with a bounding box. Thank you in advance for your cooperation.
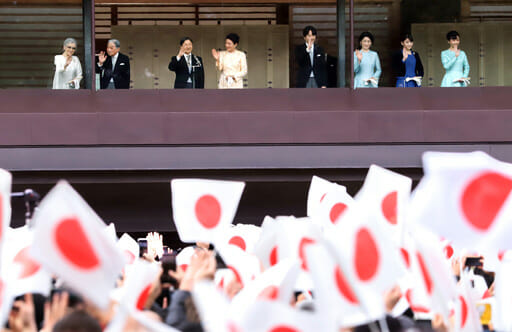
[295,26,327,88]
[96,39,130,89]
[168,37,204,89]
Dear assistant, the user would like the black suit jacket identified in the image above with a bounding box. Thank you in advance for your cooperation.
[295,44,327,88]
[168,54,204,89]
[96,52,130,89]
[391,50,424,78]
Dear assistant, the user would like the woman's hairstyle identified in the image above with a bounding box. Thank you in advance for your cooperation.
[226,33,240,45]
[400,33,414,43]
[302,25,317,37]
[446,30,460,41]
[180,37,193,46]
[359,31,374,44]
[63,38,77,48]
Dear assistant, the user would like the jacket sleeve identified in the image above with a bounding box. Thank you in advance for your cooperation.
[122,55,130,84]
[441,51,457,70]
[165,290,203,331]
[462,52,470,77]
[354,52,360,74]
[168,56,179,72]
[373,52,382,79]
[415,52,424,77]
[235,52,248,82]
[295,45,310,68]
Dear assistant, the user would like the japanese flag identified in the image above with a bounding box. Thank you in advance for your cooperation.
[106,259,161,332]
[307,176,346,217]
[229,300,336,332]
[306,243,375,328]
[117,233,139,266]
[253,216,280,269]
[171,179,245,243]
[215,223,261,254]
[231,259,300,315]
[328,201,407,321]
[216,244,261,288]
[176,246,195,272]
[355,165,412,241]
[312,187,354,228]
[410,227,458,321]
[455,272,483,332]
[30,181,125,309]
[0,169,12,259]
[1,226,51,297]
[410,151,512,251]
[104,222,118,243]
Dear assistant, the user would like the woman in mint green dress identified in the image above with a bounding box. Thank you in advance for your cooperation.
[441,31,470,87]
[354,32,382,89]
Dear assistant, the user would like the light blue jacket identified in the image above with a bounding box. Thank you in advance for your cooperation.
[354,50,382,89]
[441,50,470,87]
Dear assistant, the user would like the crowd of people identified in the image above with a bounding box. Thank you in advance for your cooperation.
[1,150,511,332]
[51,26,471,90]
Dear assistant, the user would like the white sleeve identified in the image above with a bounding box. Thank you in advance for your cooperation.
[54,55,66,72]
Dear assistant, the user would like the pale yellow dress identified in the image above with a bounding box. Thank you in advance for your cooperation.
[216,50,247,89]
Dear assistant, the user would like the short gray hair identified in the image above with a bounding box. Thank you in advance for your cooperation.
[108,39,120,48]
[63,37,77,48]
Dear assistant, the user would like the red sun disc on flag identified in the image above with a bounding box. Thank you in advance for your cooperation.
[400,247,410,269]
[461,171,512,232]
[354,227,380,282]
[228,265,243,286]
[334,265,358,304]
[459,295,468,328]
[381,191,398,225]
[329,203,347,224]
[228,236,247,251]
[136,284,152,310]
[443,245,454,259]
[269,246,278,266]
[13,246,41,279]
[258,285,279,301]
[124,250,136,265]
[269,326,300,332]
[416,252,433,295]
[194,194,222,229]
[298,237,316,271]
[54,217,100,270]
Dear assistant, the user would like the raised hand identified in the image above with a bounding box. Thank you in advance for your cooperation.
[40,292,69,332]
[178,44,185,58]
[8,293,37,332]
[211,48,219,61]
[402,48,408,61]
[98,51,107,65]
[355,49,363,63]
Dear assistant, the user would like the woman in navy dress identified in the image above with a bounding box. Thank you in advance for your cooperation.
[391,34,424,87]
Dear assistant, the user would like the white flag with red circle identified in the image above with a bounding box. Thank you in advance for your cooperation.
[307,176,347,217]
[117,233,139,266]
[30,180,125,309]
[231,259,300,315]
[171,179,245,243]
[216,244,261,289]
[215,223,261,254]
[1,226,51,297]
[312,188,354,228]
[306,243,376,327]
[329,200,407,320]
[176,246,195,273]
[410,151,512,251]
[105,259,161,332]
[455,272,483,332]
[229,300,336,332]
[0,170,12,261]
[355,165,412,241]
[253,216,280,269]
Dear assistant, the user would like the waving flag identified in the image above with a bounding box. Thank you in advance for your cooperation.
[30,181,125,308]
[307,176,346,217]
[171,179,245,243]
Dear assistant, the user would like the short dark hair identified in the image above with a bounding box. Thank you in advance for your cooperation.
[53,311,102,332]
[225,33,240,45]
[446,30,460,41]
[359,31,374,44]
[401,33,414,42]
[302,26,317,37]
[180,37,193,46]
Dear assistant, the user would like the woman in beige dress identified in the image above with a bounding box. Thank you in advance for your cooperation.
[211,33,247,89]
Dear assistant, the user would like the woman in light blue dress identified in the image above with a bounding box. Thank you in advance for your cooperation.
[354,32,381,89]
[441,30,470,87]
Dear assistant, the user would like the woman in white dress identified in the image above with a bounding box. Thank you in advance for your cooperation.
[53,38,82,89]
[211,33,247,89]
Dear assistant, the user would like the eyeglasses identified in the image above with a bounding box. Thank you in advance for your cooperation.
[66,46,76,50]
